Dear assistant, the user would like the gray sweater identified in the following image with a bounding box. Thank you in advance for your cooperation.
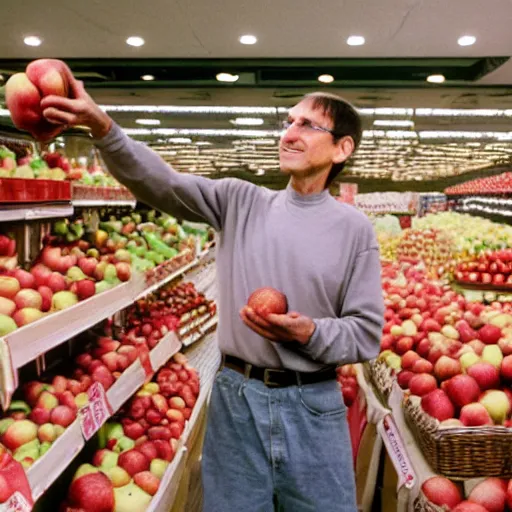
[95,124,384,372]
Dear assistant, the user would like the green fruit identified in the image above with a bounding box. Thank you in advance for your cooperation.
[13,439,41,462]
[0,418,14,435]
[8,401,31,415]
[113,482,152,512]
[52,291,79,311]
[40,441,52,456]
[73,463,99,481]
[0,314,17,335]
[113,436,135,453]
[66,266,87,282]
[95,281,114,295]
[54,220,69,236]
[150,458,169,479]
[104,264,118,283]
[134,246,147,258]
[87,248,100,259]
[105,422,124,441]
[114,249,131,263]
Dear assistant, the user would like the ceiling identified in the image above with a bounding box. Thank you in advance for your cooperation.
[0,0,511,185]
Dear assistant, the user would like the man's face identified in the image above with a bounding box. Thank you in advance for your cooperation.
[279,98,345,180]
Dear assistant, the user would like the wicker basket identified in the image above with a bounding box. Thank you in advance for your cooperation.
[369,359,394,399]
[404,395,512,479]
[413,490,448,512]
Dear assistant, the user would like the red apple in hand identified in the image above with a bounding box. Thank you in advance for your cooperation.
[247,287,288,317]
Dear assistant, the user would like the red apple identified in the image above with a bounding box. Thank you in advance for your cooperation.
[411,358,434,374]
[134,471,160,496]
[434,356,461,381]
[468,477,507,512]
[247,287,288,317]
[409,373,437,397]
[117,449,150,476]
[459,403,493,427]
[444,375,481,408]
[68,471,114,512]
[468,362,500,390]
[421,389,455,422]
[421,476,462,509]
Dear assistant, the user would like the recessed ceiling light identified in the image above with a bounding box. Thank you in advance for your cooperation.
[458,35,476,47]
[230,117,264,126]
[427,74,446,83]
[126,36,145,47]
[216,73,239,83]
[318,74,334,83]
[24,36,42,47]
[141,74,154,81]
[347,35,365,46]
[168,137,192,144]
[239,34,257,45]
[373,120,415,127]
[196,141,212,146]
[136,119,161,125]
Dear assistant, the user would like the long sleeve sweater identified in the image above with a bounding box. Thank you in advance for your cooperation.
[95,124,384,372]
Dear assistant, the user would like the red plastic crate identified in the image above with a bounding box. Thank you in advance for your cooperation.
[0,178,71,203]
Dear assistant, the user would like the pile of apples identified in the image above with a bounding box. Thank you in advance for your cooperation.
[60,353,199,512]
[380,260,512,427]
[445,172,512,196]
[455,250,512,287]
[125,281,216,348]
[337,365,358,407]
[0,235,132,335]
[422,474,512,512]
[396,228,457,278]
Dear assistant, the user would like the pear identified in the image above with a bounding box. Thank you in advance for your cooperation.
[114,482,152,512]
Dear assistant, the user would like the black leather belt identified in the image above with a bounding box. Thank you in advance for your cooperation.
[221,355,336,388]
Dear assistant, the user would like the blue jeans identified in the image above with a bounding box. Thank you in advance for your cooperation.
[202,367,357,512]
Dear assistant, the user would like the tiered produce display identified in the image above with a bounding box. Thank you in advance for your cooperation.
[366,210,512,511]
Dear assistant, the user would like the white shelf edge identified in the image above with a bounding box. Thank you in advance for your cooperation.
[72,200,136,208]
[0,204,74,222]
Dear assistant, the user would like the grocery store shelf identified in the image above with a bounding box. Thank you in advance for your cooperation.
[134,258,201,301]
[72,199,137,208]
[0,203,73,222]
[6,279,140,389]
[28,330,182,503]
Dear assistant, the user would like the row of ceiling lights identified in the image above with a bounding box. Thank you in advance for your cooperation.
[22,32,476,85]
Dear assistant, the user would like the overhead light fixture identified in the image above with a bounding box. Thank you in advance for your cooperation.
[141,74,155,81]
[216,73,239,83]
[458,35,476,46]
[196,141,212,146]
[136,119,161,126]
[239,34,257,45]
[318,74,334,84]
[24,36,42,47]
[347,35,365,46]
[373,120,415,127]
[126,36,145,47]
[230,117,264,126]
[427,74,446,83]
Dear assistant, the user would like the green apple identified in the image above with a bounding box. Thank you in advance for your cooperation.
[0,314,18,336]
[114,482,152,512]
[0,418,14,436]
[13,439,40,462]
[105,466,131,488]
[66,266,87,282]
[51,291,79,311]
[113,436,135,453]
[150,458,169,479]
[482,345,503,368]
[73,463,100,481]
[106,422,124,441]
[40,441,52,456]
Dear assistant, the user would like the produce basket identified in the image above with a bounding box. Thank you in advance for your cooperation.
[72,183,135,201]
[368,359,394,399]
[413,490,446,512]
[404,395,512,479]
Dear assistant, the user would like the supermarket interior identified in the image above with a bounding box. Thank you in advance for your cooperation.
[0,1,512,511]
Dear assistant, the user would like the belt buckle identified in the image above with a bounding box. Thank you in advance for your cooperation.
[263,368,287,387]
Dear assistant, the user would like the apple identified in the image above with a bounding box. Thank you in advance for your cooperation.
[501,355,512,381]
[13,307,45,327]
[37,286,53,312]
[46,272,67,293]
[38,423,57,443]
[459,403,493,426]
[104,466,131,488]
[78,257,98,278]
[420,389,455,421]
[115,262,131,282]
[247,287,288,317]
[117,449,150,476]
[92,449,119,470]
[482,345,504,369]
[411,358,434,374]
[421,476,462,510]
[91,365,115,391]
[434,356,461,381]
[2,420,38,450]
[0,297,15,317]
[68,471,115,512]
[36,390,59,410]
[479,324,502,345]
[467,362,500,390]
[444,375,481,408]
[29,407,51,425]
[0,472,12,503]
[134,471,160,496]
[113,482,152,512]
[136,441,159,461]
[150,458,169,479]
[51,290,79,311]
[467,339,485,356]
[0,276,20,299]
[76,279,95,300]
[460,352,480,372]
[169,396,186,410]
[123,422,145,441]
[468,477,507,512]
[0,314,17,335]
[479,390,511,424]
[50,405,76,427]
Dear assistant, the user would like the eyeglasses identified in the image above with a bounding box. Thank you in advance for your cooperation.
[281,118,337,136]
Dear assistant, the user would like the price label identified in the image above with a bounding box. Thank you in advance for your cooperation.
[3,492,31,512]
[79,383,113,440]
[378,415,416,490]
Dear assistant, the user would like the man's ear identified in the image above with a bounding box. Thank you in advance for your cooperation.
[333,136,355,164]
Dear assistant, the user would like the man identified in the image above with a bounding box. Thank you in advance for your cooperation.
[41,77,384,511]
